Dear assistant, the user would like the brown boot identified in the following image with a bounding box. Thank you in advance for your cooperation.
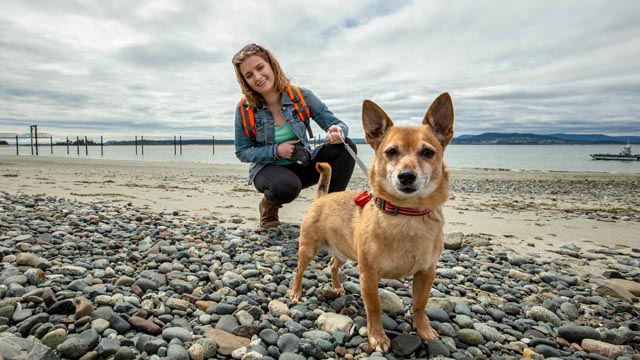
[259,197,281,227]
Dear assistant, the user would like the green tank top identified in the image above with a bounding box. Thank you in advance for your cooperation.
[273,123,297,165]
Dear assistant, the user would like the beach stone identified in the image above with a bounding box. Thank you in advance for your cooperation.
[581,338,625,358]
[378,289,404,313]
[559,302,579,320]
[78,328,100,350]
[96,338,120,358]
[528,305,562,326]
[444,232,464,250]
[204,329,250,356]
[457,328,485,345]
[58,336,89,359]
[162,326,192,343]
[143,337,168,355]
[167,343,190,360]
[194,338,217,358]
[169,278,194,294]
[17,312,48,337]
[436,268,458,279]
[210,302,236,315]
[595,283,637,302]
[508,269,532,282]
[42,328,68,349]
[609,278,640,296]
[114,276,136,287]
[216,314,240,333]
[15,253,50,269]
[602,328,636,345]
[316,313,354,335]
[188,343,205,360]
[427,339,450,357]
[558,324,601,343]
[113,346,136,360]
[454,314,474,328]
[133,278,159,293]
[534,344,562,357]
[166,297,190,311]
[474,322,505,343]
[277,333,300,353]
[58,265,87,276]
[0,333,57,360]
[391,333,421,357]
[91,318,111,333]
[109,314,132,334]
[76,296,94,319]
[259,328,279,346]
[427,307,451,323]
[267,299,289,317]
[12,308,32,323]
[128,316,162,335]
[48,298,76,315]
[24,268,46,285]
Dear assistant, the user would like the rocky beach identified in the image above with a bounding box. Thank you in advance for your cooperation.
[0,155,639,360]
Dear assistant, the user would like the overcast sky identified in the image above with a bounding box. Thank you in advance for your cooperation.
[1,0,639,141]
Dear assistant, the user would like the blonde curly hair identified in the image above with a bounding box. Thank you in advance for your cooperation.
[232,44,290,108]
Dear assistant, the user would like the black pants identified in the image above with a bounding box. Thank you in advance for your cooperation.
[254,138,357,205]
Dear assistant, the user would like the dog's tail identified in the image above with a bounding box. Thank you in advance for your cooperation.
[315,162,332,198]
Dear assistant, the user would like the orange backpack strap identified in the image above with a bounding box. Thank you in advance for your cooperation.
[286,85,314,138]
[239,96,256,141]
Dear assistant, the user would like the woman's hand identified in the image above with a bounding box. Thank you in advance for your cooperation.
[276,140,300,159]
[326,125,344,144]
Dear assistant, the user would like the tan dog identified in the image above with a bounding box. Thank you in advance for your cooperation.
[290,93,454,352]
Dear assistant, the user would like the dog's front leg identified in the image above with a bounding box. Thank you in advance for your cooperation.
[412,267,439,343]
[360,268,390,352]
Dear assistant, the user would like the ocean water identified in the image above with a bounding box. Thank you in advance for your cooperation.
[1,143,639,174]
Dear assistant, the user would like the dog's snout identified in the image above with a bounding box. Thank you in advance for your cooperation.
[398,170,417,185]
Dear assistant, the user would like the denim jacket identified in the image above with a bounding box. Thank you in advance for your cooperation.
[234,86,349,184]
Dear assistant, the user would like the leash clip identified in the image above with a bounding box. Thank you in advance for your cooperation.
[354,190,373,207]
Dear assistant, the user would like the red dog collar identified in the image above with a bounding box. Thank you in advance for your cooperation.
[354,190,432,217]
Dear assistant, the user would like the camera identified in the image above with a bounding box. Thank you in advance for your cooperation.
[290,144,310,166]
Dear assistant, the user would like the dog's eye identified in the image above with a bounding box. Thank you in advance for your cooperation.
[384,148,398,157]
[420,148,435,158]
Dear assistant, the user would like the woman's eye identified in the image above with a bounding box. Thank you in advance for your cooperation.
[420,148,435,158]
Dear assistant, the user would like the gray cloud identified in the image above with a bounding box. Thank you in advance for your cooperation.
[118,40,225,68]
[1,0,639,141]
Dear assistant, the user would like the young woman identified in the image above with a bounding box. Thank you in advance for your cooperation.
[232,43,357,227]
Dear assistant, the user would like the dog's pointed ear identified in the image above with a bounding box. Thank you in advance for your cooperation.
[423,92,454,148]
[362,99,394,150]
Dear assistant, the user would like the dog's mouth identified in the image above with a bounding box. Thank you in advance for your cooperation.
[398,186,418,194]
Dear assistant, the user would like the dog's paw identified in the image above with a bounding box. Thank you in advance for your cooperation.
[417,325,440,343]
[368,329,391,353]
[289,290,302,303]
[332,285,345,296]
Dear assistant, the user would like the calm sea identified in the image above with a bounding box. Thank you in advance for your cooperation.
[1,143,639,174]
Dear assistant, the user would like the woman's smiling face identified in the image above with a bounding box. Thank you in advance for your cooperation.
[239,55,276,96]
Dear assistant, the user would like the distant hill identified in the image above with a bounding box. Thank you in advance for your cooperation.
[451,133,640,145]
[546,133,640,143]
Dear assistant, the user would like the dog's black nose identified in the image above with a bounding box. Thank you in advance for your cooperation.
[398,170,417,185]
